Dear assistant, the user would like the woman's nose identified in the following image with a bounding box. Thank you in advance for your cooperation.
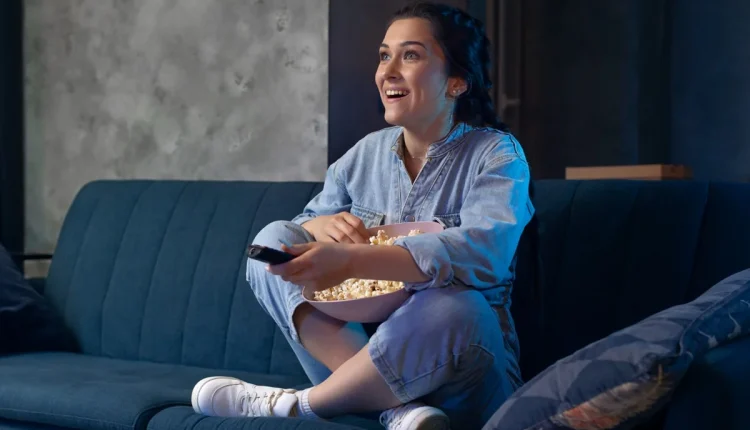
[380,59,400,79]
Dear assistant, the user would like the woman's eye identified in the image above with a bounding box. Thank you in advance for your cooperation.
[379,52,390,61]
[404,51,420,60]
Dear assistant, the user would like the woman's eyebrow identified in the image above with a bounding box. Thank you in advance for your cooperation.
[380,41,428,49]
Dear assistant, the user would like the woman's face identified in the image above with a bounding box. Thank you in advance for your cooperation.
[376,18,462,130]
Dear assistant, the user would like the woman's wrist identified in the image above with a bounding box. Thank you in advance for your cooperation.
[347,244,430,283]
[301,215,329,240]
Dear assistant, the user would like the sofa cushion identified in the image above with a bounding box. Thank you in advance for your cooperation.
[44,180,323,376]
[0,418,69,430]
[0,243,77,355]
[0,352,310,430]
[148,406,379,430]
[512,180,750,378]
[484,269,750,430]
[662,336,750,430]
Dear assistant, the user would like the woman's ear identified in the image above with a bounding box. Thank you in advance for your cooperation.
[447,76,468,98]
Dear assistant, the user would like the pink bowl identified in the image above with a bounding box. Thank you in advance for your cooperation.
[302,221,444,323]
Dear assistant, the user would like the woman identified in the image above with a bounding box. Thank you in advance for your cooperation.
[191,2,534,429]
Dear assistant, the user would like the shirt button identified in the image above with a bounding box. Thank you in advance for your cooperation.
[404,215,415,222]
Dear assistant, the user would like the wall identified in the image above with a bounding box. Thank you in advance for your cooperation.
[23,0,328,252]
[518,0,750,181]
[520,0,651,179]
[670,0,750,182]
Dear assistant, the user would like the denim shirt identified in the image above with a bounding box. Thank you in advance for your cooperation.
[292,122,535,307]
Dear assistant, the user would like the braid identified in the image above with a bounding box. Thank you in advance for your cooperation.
[442,6,506,131]
[476,90,509,132]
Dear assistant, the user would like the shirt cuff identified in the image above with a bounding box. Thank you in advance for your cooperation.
[291,213,318,226]
[394,233,454,291]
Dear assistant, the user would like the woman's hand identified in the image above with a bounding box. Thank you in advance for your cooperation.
[266,242,357,291]
[302,213,370,244]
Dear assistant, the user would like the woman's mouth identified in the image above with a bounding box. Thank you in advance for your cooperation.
[384,89,410,102]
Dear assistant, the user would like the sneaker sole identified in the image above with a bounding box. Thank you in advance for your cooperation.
[408,408,450,430]
[191,376,237,415]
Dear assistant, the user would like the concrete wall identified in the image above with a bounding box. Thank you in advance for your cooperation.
[24,0,328,252]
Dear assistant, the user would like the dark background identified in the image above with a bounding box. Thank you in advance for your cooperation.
[329,0,750,181]
[3,0,750,252]
[0,0,25,254]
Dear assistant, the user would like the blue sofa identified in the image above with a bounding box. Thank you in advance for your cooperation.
[1,179,748,430]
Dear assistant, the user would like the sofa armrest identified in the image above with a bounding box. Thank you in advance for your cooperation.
[27,277,47,295]
[662,336,750,430]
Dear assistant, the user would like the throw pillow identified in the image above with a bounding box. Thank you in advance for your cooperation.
[484,268,750,430]
[0,242,78,354]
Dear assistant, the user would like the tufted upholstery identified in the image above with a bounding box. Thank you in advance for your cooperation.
[45,180,322,376]
[511,180,750,379]
[43,179,750,381]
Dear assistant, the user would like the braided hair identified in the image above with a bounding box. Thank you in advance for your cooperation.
[388,2,508,132]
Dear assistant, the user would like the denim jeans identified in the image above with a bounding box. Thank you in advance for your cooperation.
[247,221,523,429]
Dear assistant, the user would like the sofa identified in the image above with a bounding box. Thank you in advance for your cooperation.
[1,179,748,430]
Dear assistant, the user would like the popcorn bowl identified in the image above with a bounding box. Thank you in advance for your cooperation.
[301,221,444,323]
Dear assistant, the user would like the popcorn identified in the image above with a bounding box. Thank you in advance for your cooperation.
[312,229,422,301]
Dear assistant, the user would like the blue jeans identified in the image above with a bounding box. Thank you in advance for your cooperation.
[247,221,522,429]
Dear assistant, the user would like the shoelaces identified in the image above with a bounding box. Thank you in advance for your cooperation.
[239,388,283,416]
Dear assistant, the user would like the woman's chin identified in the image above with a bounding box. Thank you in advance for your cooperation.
[384,112,408,127]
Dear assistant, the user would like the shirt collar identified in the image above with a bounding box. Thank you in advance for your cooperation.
[391,122,472,159]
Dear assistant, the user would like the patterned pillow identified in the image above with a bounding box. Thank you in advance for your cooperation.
[484,269,750,430]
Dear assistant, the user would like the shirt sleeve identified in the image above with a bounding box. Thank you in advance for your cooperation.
[394,155,534,291]
[291,158,352,226]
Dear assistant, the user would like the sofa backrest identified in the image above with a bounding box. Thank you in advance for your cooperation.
[46,179,750,381]
[512,180,750,379]
[45,180,323,376]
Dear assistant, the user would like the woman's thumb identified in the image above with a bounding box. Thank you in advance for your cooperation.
[281,243,311,256]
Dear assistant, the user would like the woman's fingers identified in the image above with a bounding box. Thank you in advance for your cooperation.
[267,256,309,277]
[325,220,354,243]
[337,214,369,243]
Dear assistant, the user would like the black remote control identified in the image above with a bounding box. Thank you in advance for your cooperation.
[247,245,296,265]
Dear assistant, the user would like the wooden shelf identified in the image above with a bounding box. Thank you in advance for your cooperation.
[565,164,693,180]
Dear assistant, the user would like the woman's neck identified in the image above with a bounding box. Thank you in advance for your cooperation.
[401,115,456,159]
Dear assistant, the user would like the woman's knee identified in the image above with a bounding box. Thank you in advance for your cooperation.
[370,287,505,400]
[253,220,313,248]
[246,221,312,296]
[396,287,501,353]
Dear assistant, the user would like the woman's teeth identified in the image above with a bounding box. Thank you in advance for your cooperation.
[385,90,409,97]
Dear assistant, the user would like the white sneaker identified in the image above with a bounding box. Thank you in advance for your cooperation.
[191,376,299,418]
[379,402,450,430]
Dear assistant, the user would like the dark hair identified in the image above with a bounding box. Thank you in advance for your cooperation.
[388,2,508,131]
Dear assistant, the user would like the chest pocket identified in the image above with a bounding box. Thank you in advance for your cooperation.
[350,205,385,229]
[432,213,462,229]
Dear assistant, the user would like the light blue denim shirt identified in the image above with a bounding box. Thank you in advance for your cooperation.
[292,122,535,306]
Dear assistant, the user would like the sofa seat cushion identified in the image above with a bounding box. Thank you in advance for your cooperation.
[148,406,380,430]
[0,352,310,430]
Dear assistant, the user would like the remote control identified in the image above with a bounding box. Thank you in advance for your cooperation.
[246,245,296,265]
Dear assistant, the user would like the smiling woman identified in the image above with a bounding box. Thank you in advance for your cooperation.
[191,3,534,430]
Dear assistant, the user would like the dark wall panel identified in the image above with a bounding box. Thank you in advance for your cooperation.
[0,0,25,252]
[670,0,750,182]
[517,0,749,181]
[519,0,646,179]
